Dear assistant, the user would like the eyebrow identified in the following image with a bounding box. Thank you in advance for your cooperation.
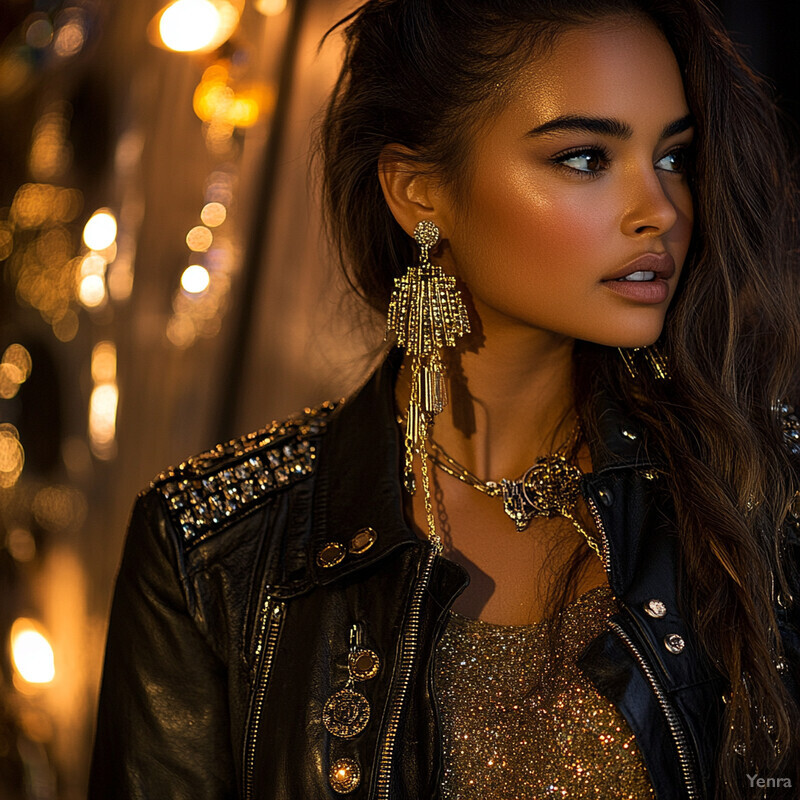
[526,113,694,140]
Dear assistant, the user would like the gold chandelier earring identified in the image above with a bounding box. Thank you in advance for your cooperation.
[386,220,471,550]
[617,345,670,380]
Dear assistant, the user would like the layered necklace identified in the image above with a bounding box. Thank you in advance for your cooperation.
[424,421,601,559]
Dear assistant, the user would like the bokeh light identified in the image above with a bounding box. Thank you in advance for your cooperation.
[7,528,36,563]
[0,426,25,488]
[78,274,106,308]
[53,9,87,58]
[255,0,287,15]
[89,384,119,459]
[200,202,226,227]
[181,264,210,294]
[186,226,213,252]
[83,209,117,251]
[11,619,55,685]
[3,344,33,381]
[155,0,241,54]
[26,16,54,49]
[91,341,117,384]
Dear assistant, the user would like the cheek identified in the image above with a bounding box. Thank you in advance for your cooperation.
[452,169,610,305]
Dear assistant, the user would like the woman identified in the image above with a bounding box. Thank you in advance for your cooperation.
[90,1,800,798]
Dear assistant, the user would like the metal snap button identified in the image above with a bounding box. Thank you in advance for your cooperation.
[317,542,346,568]
[329,758,361,794]
[598,488,614,506]
[644,598,667,618]
[664,633,685,654]
[349,527,377,555]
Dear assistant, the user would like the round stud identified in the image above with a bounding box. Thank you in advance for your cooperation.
[349,648,380,681]
[317,542,346,568]
[644,598,667,619]
[664,633,685,654]
[349,527,377,555]
[329,758,361,794]
[323,688,370,739]
[414,220,440,249]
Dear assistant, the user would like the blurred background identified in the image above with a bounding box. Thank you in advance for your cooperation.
[0,0,797,797]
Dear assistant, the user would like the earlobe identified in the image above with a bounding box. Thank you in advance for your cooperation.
[378,146,448,238]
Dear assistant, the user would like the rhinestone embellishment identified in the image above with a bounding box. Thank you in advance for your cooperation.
[323,688,370,738]
[778,400,800,456]
[329,758,361,794]
[154,402,337,547]
[644,598,667,618]
[664,633,685,654]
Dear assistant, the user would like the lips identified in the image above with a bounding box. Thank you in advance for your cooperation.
[602,253,676,283]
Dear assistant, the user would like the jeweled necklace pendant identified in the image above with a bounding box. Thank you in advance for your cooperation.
[501,478,534,531]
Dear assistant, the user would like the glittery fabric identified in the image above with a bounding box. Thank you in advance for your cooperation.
[434,584,655,799]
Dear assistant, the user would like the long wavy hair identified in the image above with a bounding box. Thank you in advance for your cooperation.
[317,0,800,795]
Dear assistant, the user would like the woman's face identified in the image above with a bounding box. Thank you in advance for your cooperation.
[437,17,694,348]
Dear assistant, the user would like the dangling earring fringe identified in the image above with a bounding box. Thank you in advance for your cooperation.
[617,345,670,380]
[386,220,470,549]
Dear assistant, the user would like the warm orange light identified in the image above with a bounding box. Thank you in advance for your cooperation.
[181,265,211,294]
[152,0,241,54]
[83,209,117,250]
[254,0,287,15]
[11,619,54,684]
[78,274,106,308]
[91,341,117,384]
[193,63,273,128]
[200,202,227,227]
[186,226,213,252]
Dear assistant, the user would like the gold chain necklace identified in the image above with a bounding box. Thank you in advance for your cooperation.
[425,423,601,558]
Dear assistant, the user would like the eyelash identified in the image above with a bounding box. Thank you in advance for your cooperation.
[550,144,692,179]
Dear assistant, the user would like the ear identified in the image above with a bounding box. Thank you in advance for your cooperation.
[378,146,451,239]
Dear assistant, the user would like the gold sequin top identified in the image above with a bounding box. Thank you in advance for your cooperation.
[434,584,655,799]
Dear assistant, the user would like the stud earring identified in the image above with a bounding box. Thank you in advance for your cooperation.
[617,345,670,380]
[385,220,470,549]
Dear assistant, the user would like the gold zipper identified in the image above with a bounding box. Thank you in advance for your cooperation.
[588,492,700,796]
[609,620,701,799]
[243,597,285,800]
[586,495,611,576]
[375,545,438,799]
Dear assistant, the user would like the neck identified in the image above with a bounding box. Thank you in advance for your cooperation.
[395,323,580,481]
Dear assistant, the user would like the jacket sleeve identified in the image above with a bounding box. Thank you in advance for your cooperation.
[88,492,238,800]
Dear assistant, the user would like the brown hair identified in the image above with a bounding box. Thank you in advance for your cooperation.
[317,0,800,795]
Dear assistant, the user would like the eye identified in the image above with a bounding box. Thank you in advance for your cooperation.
[656,147,690,173]
[551,147,610,177]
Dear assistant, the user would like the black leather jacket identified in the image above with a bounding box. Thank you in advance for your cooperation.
[90,353,800,799]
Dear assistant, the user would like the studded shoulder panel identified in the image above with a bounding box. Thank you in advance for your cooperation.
[778,400,800,457]
[150,400,340,548]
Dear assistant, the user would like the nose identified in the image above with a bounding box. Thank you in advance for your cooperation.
[620,167,679,237]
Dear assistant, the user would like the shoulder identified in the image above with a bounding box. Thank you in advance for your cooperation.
[143,399,342,550]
